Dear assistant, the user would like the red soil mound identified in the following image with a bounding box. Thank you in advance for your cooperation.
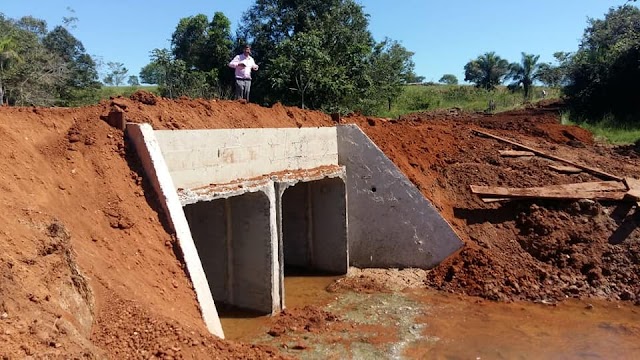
[1,92,638,357]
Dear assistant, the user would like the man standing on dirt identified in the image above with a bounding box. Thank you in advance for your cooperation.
[228,45,259,102]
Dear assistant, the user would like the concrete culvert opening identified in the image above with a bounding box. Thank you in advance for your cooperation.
[279,177,348,277]
[183,191,276,315]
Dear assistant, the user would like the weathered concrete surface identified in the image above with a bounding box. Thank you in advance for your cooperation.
[276,171,348,273]
[182,182,280,315]
[155,128,338,189]
[337,124,463,269]
[125,123,225,338]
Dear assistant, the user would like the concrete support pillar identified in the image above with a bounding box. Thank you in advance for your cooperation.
[183,188,280,314]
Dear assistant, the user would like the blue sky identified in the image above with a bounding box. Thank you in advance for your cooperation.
[1,1,633,83]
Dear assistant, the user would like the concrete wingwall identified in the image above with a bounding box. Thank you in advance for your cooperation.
[125,123,225,338]
[154,127,338,189]
[336,124,463,268]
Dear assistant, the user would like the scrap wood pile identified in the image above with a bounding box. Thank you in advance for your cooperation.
[469,129,640,205]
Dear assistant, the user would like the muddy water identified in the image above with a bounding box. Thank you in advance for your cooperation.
[220,277,640,359]
[218,274,340,340]
[408,291,640,359]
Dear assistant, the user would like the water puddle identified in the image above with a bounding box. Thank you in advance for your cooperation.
[219,275,640,359]
[408,291,640,359]
[218,272,340,340]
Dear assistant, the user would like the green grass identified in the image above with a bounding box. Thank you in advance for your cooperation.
[377,84,561,118]
[561,112,640,145]
[97,85,159,100]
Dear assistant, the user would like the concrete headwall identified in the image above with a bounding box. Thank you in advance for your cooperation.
[125,123,225,338]
[337,124,463,268]
[155,128,338,188]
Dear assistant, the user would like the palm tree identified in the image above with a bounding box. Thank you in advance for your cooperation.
[0,34,22,105]
[507,52,542,99]
[464,52,510,90]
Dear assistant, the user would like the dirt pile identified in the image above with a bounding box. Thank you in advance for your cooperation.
[1,91,638,357]
[348,104,639,304]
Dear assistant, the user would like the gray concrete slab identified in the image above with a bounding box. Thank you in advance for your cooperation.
[337,124,463,269]
[154,128,339,188]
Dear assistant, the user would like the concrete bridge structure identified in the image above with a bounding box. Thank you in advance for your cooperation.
[127,123,463,338]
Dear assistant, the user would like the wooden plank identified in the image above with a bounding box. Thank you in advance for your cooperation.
[472,129,625,182]
[471,181,626,194]
[475,191,625,201]
[499,150,536,157]
[624,178,640,200]
[470,181,627,201]
[624,178,640,207]
[549,165,583,174]
[482,197,519,203]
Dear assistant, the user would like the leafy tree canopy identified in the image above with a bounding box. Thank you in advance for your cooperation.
[564,5,640,122]
[143,11,234,98]
[506,52,542,99]
[537,51,572,88]
[464,52,509,90]
[103,62,128,86]
[0,13,100,106]
[439,74,458,85]
[237,0,416,113]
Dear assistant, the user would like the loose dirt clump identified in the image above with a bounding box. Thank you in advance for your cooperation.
[327,268,427,293]
[92,296,285,359]
[266,306,342,337]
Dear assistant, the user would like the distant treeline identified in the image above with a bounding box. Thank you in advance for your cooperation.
[1,3,639,123]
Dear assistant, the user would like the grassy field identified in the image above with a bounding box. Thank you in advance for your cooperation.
[377,84,561,118]
[97,85,159,100]
[561,113,640,145]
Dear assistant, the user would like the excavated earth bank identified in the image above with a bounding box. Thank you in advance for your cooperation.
[0,92,638,357]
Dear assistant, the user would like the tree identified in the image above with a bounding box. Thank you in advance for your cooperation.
[205,12,234,74]
[464,52,509,90]
[364,38,416,112]
[171,14,210,70]
[506,52,542,99]
[439,74,458,85]
[238,0,376,110]
[564,5,640,122]
[0,14,70,106]
[405,73,425,84]
[269,31,329,109]
[103,61,128,86]
[43,25,100,105]
[140,61,163,85]
[163,12,233,97]
[0,31,21,105]
[537,52,572,88]
[142,48,215,99]
[128,75,139,86]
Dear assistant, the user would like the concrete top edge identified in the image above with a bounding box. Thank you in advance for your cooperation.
[178,165,345,205]
[126,122,363,132]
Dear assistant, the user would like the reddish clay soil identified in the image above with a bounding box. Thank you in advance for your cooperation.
[0,91,638,357]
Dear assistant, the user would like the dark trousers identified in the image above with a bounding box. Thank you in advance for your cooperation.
[235,79,252,101]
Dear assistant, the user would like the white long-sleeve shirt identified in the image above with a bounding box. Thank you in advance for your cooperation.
[228,54,259,80]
